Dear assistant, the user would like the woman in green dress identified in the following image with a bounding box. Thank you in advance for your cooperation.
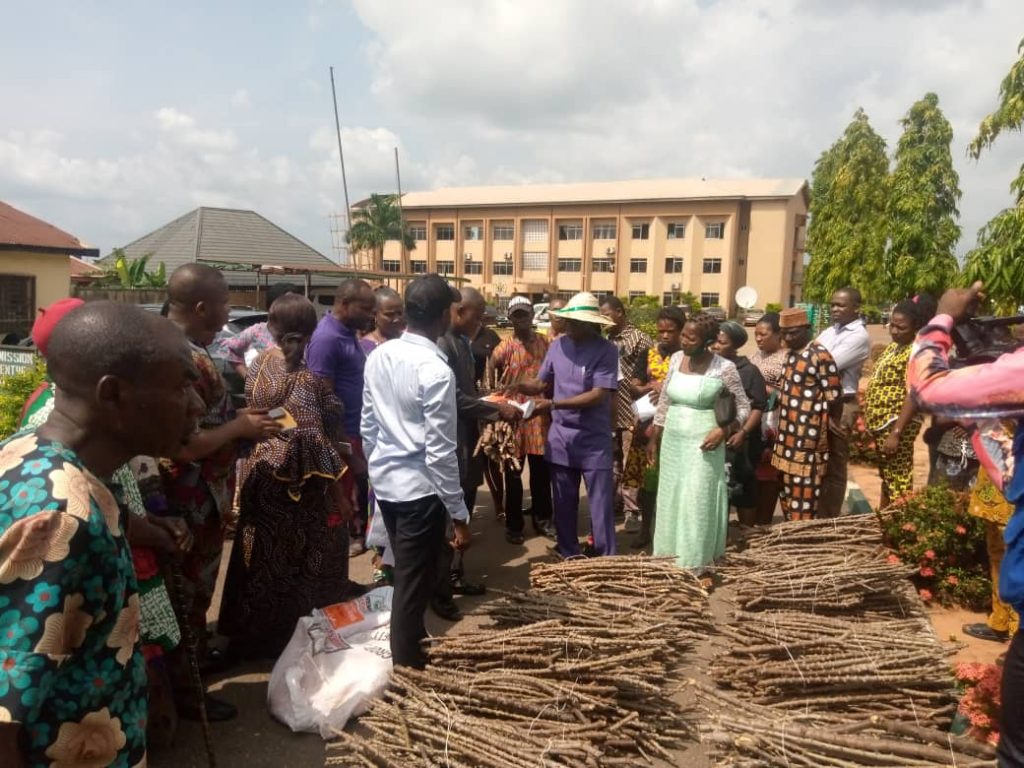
[648,312,749,572]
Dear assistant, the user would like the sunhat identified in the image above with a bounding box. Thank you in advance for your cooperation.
[551,292,615,326]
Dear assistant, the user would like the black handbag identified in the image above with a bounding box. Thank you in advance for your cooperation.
[713,387,737,428]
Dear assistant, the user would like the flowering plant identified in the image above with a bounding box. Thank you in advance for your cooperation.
[955,662,1002,746]
[877,485,991,609]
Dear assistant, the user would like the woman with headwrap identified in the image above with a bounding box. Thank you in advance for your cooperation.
[712,321,767,526]
[647,312,750,573]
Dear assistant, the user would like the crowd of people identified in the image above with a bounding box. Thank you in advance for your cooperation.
[3,265,1024,766]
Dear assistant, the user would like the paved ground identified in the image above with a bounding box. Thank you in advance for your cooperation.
[152,322,1005,767]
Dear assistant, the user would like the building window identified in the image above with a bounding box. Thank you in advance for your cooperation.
[703,258,722,274]
[464,261,483,275]
[592,258,614,273]
[701,292,720,308]
[382,260,401,273]
[493,261,514,276]
[593,222,616,240]
[556,290,574,301]
[492,223,515,240]
[557,258,582,272]
[629,258,647,274]
[407,223,427,241]
[410,260,427,274]
[522,219,548,242]
[665,257,684,273]
[667,222,686,239]
[436,260,455,275]
[463,224,483,240]
[628,291,645,300]
[522,251,548,271]
[705,222,725,239]
[662,292,675,306]
[558,223,583,241]
[435,224,455,241]
[631,222,650,240]
[592,290,612,301]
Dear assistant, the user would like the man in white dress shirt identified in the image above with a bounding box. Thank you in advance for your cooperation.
[815,286,871,517]
[361,274,471,668]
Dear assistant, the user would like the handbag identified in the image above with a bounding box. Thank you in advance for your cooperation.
[713,387,737,428]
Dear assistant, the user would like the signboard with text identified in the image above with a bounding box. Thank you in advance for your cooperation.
[0,346,38,379]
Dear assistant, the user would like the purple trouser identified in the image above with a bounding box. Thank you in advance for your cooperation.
[549,463,616,557]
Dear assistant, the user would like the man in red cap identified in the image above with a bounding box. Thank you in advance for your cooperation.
[19,297,85,427]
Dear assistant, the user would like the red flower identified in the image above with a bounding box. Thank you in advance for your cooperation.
[919,588,933,601]
[902,522,917,532]
[887,554,901,565]
[946,575,959,585]
[920,566,935,577]
[955,525,968,535]
[924,549,936,559]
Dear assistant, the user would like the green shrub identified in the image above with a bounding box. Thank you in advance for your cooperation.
[766,302,783,313]
[0,359,47,440]
[877,484,991,610]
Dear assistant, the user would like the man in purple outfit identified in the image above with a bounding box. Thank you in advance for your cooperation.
[515,292,619,557]
[306,278,376,554]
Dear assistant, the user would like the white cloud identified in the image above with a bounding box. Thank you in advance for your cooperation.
[230,88,251,108]
[155,107,238,151]
[352,0,1024,255]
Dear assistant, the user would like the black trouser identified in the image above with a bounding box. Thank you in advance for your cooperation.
[435,458,482,602]
[999,629,1024,766]
[504,454,552,534]
[378,494,447,669]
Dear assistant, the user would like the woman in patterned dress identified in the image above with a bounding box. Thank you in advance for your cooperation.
[863,300,925,509]
[624,306,685,547]
[748,312,787,524]
[218,294,352,658]
[647,312,750,572]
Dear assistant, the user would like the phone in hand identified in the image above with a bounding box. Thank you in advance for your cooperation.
[267,407,298,432]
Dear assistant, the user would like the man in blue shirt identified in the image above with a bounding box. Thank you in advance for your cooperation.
[307,279,376,554]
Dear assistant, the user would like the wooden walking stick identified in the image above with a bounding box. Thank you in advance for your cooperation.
[167,562,217,768]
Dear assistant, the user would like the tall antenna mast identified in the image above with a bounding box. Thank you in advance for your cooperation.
[329,66,352,265]
[394,147,406,271]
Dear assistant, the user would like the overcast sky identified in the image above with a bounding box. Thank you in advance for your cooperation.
[2,0,1023,263]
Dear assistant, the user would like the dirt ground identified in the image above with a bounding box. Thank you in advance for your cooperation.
[151,323,1007,767]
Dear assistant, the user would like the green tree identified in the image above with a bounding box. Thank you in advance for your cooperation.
[98,250,166,288]
[886,93,962,297]
[346,193,416,268]
[962,38,1024,311]
[803,108,890,303]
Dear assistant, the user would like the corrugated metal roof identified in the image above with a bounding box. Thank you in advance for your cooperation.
[395,177,808,210]
[101,207,343,287]
[0,200,98,255]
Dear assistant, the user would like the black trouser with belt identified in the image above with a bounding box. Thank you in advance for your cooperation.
[504,454,552,534]
[435,453,483,601]
[378,494,447,669]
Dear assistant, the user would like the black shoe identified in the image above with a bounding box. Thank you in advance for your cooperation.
[198,646,236,676]
[431,597,463,622]
[177,693,238,722]
[505,531,525,545]
[449,573,486,596]
[962,623,1009,643]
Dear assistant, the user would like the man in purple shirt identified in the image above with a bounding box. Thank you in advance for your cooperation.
[307,278,376,552]
[516,292,619,557]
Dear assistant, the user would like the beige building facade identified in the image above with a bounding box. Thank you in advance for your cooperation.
[361,178,808,313]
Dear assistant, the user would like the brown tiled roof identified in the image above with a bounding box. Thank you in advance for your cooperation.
[0,201,98,255]
[69,256,102,277]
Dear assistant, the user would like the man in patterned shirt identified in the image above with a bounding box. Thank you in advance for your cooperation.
[600,297,651,532]
[770,308,843,520]
[0,302,203,768]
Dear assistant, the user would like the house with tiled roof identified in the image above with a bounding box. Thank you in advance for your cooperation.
[0,201,97,341]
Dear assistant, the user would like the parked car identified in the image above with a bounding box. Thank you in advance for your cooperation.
[741,308,765,327]
[495,314,511,328]
[703,306,727,322]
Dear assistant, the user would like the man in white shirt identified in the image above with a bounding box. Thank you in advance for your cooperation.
[361,274,471,668]
[815,286,871,517]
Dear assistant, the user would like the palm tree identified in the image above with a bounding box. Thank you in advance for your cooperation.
[346,193,416,270]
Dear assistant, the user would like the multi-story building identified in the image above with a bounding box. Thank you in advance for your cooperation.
[360,177,808,313]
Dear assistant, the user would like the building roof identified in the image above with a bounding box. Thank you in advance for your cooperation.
[0,201,98,256]
[102,207,344,287]
[69,256,102,281]
[393,177,808,210]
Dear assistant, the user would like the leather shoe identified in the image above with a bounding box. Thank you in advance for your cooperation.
[431,597,463,622]
[449,574,486,596]
[177,693,238,722]
[962,623,1009,643]
[505,531,525,545]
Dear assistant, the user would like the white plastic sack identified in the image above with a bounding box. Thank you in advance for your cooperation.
[267,587,394,738]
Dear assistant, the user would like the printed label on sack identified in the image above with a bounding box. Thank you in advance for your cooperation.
[320,600,365,630]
